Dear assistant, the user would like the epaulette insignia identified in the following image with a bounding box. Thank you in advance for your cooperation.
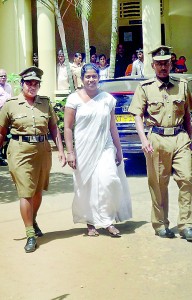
[7,96,18,102]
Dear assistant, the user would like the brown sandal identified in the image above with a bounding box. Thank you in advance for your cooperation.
[107,225,121,238]
[87,225,99,237]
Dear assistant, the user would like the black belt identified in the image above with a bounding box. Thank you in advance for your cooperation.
[152,125,184,136]
[12,134,47,143]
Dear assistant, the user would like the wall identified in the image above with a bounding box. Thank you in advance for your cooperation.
[166,0,192,73]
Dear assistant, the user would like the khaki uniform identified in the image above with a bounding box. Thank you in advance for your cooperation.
[0,93,57,198]
[129,76,192,232]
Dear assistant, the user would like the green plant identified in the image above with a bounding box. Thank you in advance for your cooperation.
[53,97,67,134]
[7,73,21,96]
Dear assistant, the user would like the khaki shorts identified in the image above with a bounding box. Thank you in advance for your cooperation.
[7,139,52,198]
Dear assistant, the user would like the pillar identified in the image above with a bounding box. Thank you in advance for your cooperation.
[37,2,56,100]
[0,0,32,74]
[142,0,161,76]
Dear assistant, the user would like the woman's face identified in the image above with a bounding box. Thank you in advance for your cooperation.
[22,80,40,100]
[82,69,99,91]
[99,56,106,67]
[90,54,97,63]
[74,54,82,65]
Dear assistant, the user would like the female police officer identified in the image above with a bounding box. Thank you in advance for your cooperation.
[0,66,66,253]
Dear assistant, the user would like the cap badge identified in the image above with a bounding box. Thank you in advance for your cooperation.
[160,49,165,56]
[31,71,36,76]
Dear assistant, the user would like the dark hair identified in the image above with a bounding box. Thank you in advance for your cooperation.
[74,52,82,58]
[99,54,106,60]
[179,56,186,60]
[90,46,96,56]
[171,53,177,59]
[58,49,64,56]
[81,63,100,79]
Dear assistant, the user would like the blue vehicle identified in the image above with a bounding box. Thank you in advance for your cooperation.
[100,78,148,159]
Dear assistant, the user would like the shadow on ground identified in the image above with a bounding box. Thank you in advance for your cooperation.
[50,295,70,300]
[0,169,73,204]
[32,220,148,246]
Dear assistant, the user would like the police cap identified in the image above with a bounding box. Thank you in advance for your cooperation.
[19,66,43,81]
[149,45,172,61]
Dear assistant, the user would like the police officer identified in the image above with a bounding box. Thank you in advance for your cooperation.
[0,66,66,252]
[129,46,192,241]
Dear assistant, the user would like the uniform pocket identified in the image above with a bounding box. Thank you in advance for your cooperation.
[172,97,185,114]
[147,98,164,115]
[12,114,27,128]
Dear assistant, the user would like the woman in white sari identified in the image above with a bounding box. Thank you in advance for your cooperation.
[64,63,132,237]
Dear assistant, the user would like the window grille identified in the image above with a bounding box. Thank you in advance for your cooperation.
[119,0,164,19]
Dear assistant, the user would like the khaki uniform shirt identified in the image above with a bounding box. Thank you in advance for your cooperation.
[0,93,57,135]
[128,76,192,127]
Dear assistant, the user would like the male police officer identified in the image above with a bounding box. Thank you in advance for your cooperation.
[129,46,192,241]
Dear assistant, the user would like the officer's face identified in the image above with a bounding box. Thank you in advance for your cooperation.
[152,59,171,78]
[22,80,40,100]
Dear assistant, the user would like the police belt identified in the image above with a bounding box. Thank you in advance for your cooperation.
[151,125,184,136]
[12,134,47,143]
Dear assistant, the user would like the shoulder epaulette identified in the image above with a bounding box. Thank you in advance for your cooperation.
[140,78,156,86]
[170,76,188,84]
[39,96,50,101]
[6,96,18,102]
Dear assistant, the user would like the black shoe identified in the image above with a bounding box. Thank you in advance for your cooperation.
[24,237,37,253]
[0,159,8,166]
[180,228,192,241]
[156,228,175,239]
[33,221,43,237]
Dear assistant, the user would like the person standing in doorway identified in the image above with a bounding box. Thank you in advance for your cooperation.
[57,49,70,91]
[131,48,144,77]
[114,44,129,78]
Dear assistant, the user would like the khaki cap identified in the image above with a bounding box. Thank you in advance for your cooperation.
[149,45,172,61]
[19,66,43,81]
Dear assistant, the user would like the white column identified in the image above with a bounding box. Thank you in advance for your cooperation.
[142,0,161,76]
[0,0,32,74]
[37,2,56,99]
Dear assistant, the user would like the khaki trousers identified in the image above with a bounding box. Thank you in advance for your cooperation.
[145,131,192,233]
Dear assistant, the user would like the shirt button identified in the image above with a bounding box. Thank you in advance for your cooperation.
[168,115,171,118]
[32,116,35,118]
[33,125,35,128]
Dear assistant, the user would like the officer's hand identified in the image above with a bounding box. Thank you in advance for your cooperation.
[142,140,154,154]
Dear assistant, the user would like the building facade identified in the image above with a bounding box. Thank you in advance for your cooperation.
[0,0,191,98]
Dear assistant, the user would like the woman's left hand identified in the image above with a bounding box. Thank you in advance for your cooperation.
[58,152,67,167]
[115,150,123,166]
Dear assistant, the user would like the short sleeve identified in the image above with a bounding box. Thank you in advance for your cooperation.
[128,84,147,116]
[65,93,78,110]
[0,102,11,128]
[48,101,58,126]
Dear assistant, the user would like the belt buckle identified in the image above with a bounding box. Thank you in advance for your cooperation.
[164,127,174,135]
[29,136,38,143]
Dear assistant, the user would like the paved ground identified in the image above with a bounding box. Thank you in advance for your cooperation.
[0,151,192,300]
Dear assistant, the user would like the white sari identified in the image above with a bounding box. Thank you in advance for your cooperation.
[65,91,132,227]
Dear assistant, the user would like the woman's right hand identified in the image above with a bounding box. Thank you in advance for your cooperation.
[67,152,76,169]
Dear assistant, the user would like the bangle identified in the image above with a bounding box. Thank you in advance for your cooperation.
[67,151,74,154]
